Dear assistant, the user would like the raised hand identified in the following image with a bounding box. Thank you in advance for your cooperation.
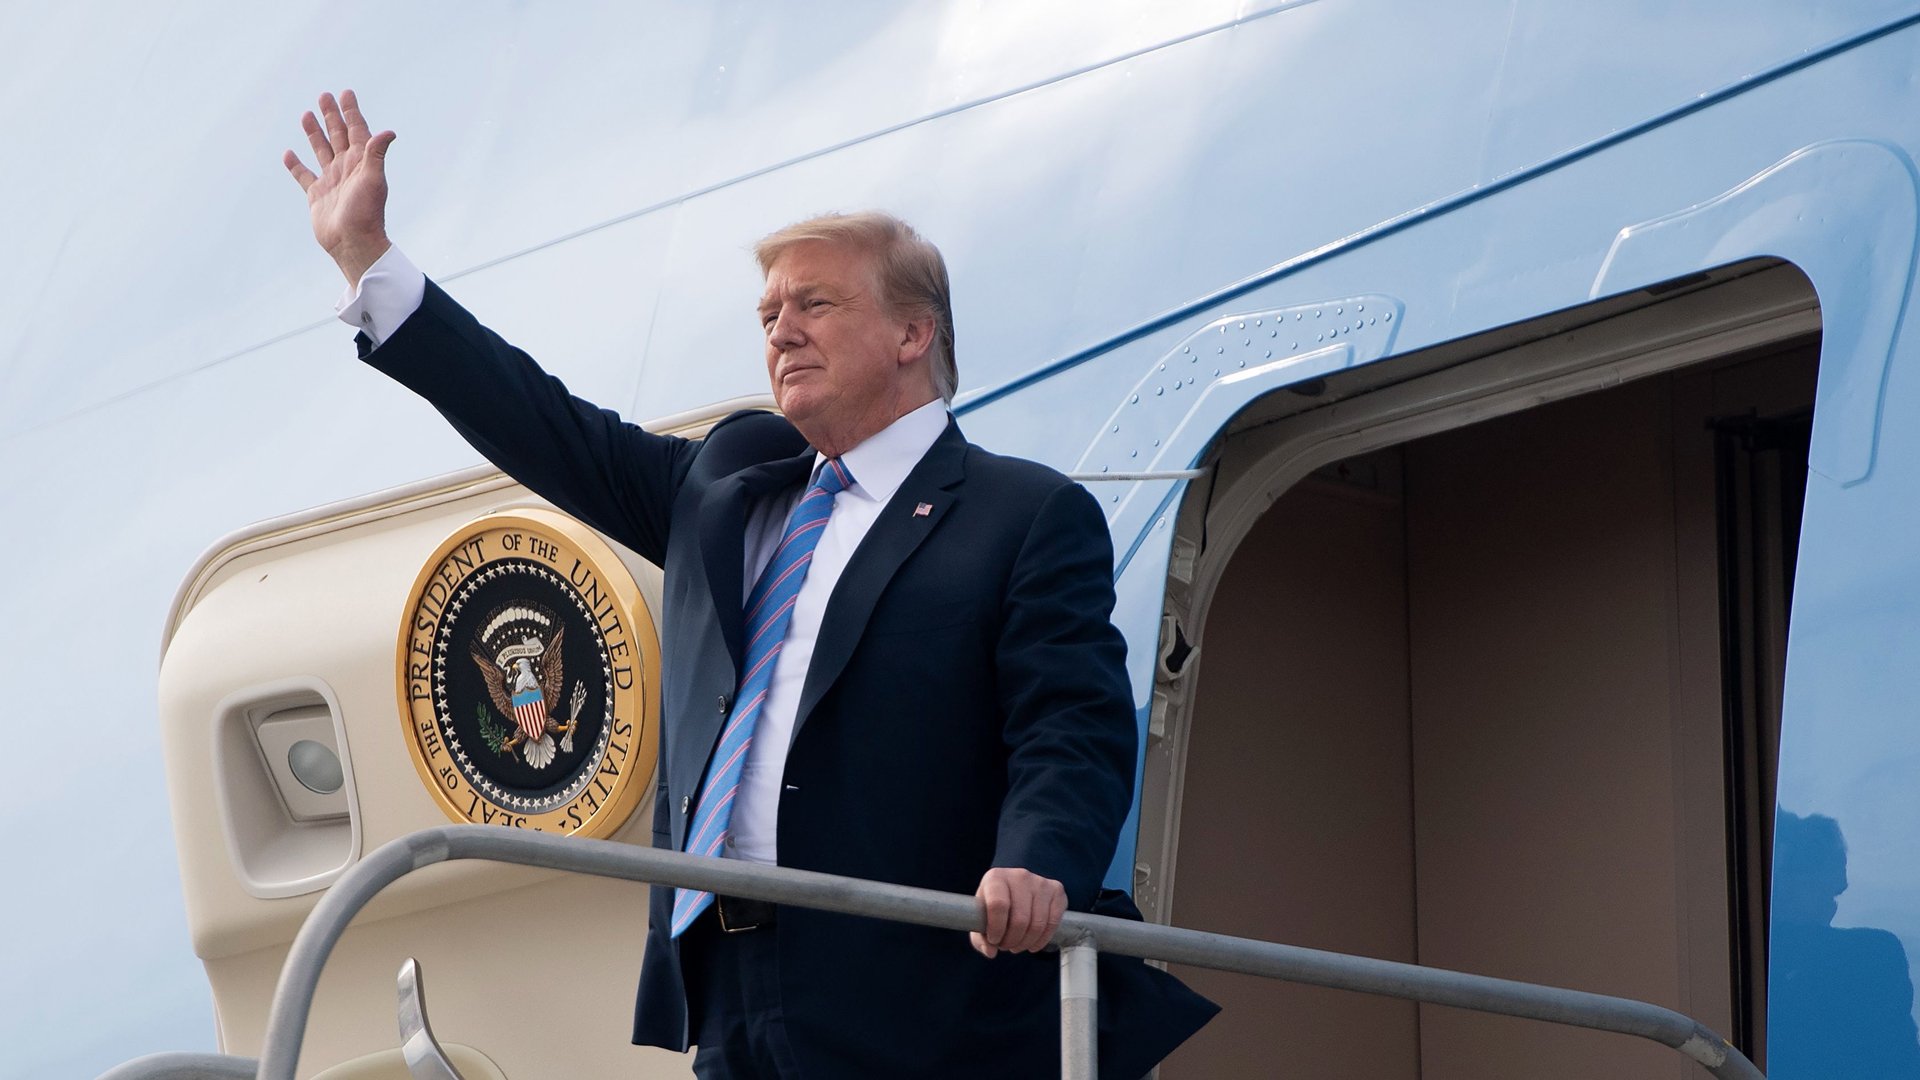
[283,89,397,285]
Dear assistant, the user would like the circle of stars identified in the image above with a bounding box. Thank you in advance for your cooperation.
[431,556,620,816]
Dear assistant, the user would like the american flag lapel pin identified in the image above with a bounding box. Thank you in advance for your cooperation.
[913,502,933,518]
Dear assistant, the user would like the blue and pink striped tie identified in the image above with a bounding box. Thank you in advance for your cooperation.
[670,457,854,937]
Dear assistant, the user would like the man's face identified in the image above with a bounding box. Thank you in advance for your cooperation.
[758,240,913,432]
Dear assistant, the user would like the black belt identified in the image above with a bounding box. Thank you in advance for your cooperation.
[716,894,777,933]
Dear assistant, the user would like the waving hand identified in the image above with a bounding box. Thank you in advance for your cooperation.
[283,89,396,285]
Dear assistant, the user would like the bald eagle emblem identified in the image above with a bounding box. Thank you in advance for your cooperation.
[470,602,588,769]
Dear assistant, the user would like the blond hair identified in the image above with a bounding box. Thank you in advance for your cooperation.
[754,211,957,402]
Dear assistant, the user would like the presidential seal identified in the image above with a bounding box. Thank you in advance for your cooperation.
[397,508,659,837]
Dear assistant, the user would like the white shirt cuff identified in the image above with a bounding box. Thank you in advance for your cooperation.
[334,245,427,349]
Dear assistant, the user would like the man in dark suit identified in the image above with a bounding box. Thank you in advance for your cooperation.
[285,89,1212,1078]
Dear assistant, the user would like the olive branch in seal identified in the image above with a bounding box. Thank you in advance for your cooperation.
[475,702,512,755]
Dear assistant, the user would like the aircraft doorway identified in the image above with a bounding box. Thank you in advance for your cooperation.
[1142,265,1816,1079]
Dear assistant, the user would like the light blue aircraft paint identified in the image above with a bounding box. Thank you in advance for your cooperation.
[11,1,1920,1076]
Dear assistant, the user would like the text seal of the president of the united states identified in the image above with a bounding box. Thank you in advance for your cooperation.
[397,508,659,836]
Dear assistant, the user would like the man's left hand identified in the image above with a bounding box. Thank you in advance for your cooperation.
[971,867,1067,958]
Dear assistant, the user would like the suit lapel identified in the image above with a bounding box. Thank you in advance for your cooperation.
[697,448,817,675]
[793,420,967,736]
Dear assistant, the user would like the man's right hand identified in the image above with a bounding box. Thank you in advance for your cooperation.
[283,89,397,286]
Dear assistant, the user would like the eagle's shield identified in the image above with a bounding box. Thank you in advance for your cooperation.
[510,689,547,742]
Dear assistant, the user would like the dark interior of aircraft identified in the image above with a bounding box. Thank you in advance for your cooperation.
[1162,333,1814,1078]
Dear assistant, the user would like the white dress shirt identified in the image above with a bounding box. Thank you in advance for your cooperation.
[729,400,947,863]
[334,244,425,348]
[337,247,950,866]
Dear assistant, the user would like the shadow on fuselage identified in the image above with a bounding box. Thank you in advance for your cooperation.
[1768,809,1920,1078]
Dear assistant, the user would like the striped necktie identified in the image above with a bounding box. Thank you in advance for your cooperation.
[670,457,854,937]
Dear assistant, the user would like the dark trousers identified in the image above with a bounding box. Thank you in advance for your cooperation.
[683,908,809,1079]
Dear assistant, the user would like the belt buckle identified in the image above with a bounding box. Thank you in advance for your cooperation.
[717,895,771,933]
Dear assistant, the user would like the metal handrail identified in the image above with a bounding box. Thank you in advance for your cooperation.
[116,824,1766,1080]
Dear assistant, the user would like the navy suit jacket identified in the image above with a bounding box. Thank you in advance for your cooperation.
[361,281,1216,1078]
